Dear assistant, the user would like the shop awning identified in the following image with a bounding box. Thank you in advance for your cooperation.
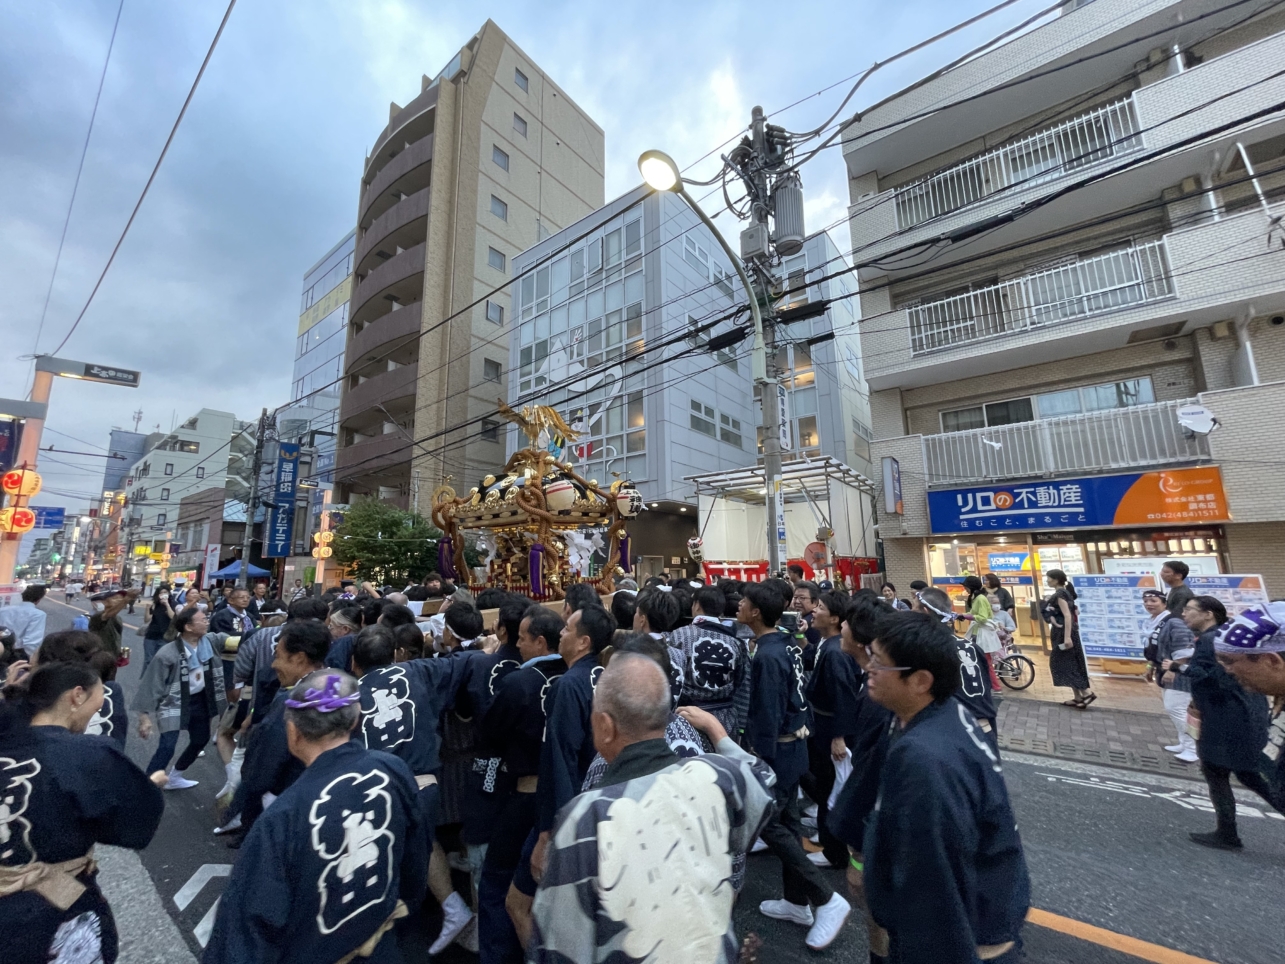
[685,456,876,503]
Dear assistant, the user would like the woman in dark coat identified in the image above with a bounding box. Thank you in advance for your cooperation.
[1166,595,1275,850]
[1042,569,1095,707]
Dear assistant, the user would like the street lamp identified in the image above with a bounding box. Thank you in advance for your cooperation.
[637,149,786,576]
[637,151,766,383]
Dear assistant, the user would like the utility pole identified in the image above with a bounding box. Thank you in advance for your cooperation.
[725,106,805,577]
[238,408,270,589]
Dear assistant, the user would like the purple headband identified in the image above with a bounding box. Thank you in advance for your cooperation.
[1214,604,1285,654]
[284,674,360,712]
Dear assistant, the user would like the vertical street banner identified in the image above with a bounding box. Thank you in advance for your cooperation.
[264,443,300,558]
[202,544,221,588]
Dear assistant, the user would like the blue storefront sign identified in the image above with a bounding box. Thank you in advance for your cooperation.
[263,443,301,558]
[987,552,1029,571]
[927,468,1229,534]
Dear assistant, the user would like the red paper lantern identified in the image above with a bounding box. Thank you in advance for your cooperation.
[1,468,42,497]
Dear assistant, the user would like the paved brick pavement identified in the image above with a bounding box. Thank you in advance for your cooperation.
[997,696,1200,778]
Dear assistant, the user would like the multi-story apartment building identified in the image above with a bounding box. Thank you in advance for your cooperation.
[119,408,250,582]
[506,186,875,576]
[283,230,355,534]
[335,20,605,510]
[845,0,1285,620]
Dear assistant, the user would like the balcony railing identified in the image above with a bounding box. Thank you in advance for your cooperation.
[922,399,1210,486]
[893,95,1142,230]
[908,238,1174,355]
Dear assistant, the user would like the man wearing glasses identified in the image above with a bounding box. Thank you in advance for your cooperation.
[861,611,1030,964]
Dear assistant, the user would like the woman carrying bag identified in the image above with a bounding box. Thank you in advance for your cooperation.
[132,607,228,790]
[1042,569,1095,708]
[1141,589,1197,762]
[962,575,1002,692]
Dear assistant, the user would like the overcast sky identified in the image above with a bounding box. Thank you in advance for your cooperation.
[0,0,1047,521]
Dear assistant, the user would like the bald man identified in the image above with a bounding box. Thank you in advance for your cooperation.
[529,654,775,964]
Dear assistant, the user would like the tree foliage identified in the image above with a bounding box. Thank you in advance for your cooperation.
[331,499,442,586]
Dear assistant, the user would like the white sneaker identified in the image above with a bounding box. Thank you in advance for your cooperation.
[806,892,852,950]
[1175,750,1199,763]
[806,851,833,868]
[213,814,242,835]
[1165,744,1184,753]
[164,771,199,790]
[751,837,769,853]
[759,899,813,926]
[429,892,474,956]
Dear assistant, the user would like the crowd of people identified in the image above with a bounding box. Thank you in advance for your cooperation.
[0,562,1281,964]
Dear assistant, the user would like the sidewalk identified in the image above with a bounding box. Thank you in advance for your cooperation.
[997,696,1200,778]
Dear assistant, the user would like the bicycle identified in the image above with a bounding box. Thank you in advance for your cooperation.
[993,636,1036,690]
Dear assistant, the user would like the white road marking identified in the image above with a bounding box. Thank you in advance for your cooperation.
[173,863,232,911]
[194,898,221,948]
[1037,771,1285,819]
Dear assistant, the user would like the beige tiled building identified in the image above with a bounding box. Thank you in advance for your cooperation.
[336,20,604,509]
[844,0,1285,619]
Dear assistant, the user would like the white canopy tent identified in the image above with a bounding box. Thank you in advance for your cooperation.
[686,457,876,564]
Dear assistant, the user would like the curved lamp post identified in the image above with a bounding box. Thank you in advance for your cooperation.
[638,150,786,576]
[637,150,766,383]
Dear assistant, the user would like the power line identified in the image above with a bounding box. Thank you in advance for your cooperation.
[48,0,238,355]
[31,0,124,365]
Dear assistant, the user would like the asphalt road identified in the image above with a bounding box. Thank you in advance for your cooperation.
[38,598,1285,964]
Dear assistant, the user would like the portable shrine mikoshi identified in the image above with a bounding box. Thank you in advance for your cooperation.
[430,402,640,599]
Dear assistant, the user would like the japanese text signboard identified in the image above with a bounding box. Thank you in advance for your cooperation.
[927,467,1228,535]
[263,443,301,558]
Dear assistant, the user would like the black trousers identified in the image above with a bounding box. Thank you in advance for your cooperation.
[1201,761,1284,836]
[801,736,848,866]
[760,766,835,908]
[478,789,538,964]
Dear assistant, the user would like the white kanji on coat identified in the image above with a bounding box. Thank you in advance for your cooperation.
[361,666,415,751]
[309,769,395,935]
[0,756,39,865]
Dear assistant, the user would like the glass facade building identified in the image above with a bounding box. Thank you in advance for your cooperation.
[283,230,355,534]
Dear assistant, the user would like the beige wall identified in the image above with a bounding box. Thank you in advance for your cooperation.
[1224,522,1285,598]
[412,21,605,509]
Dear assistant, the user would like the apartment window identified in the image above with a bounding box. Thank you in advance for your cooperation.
[719,412,743,448]
[195,467,205,480]
[486,300,504,325]
[941,377,1156,432]
[161,489,170,501]
[156,513,166,526]
[490,195,508,221]
[487,247,506,272]
[492,144,509,171]
[514,68,528,92]
[178,440,199,453]
[690,399,716,437]
[481,418,501,442]
[513,112,528,137]
[164,463,174,476]
[483,358,503,382]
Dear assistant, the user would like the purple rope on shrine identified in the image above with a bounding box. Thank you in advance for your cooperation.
[619,534,631,574]
[530,543,546,596]
[285,674,360,713]
[438,536,457,581]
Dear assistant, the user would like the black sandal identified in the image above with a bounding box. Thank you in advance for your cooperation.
[1062,698,1085,707]
[1080,693,1097,708]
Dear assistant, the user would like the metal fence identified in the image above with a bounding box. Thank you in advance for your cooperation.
[908,238,1174,355]
[923,399,1211,485]
[894,96,1143,230]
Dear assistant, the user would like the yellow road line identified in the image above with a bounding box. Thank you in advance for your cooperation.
[1028,908,1219,964]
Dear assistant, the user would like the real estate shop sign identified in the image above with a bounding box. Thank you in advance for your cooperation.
[927,467,1228,535]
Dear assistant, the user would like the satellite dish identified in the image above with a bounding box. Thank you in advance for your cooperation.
[1176,403,1219,435]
